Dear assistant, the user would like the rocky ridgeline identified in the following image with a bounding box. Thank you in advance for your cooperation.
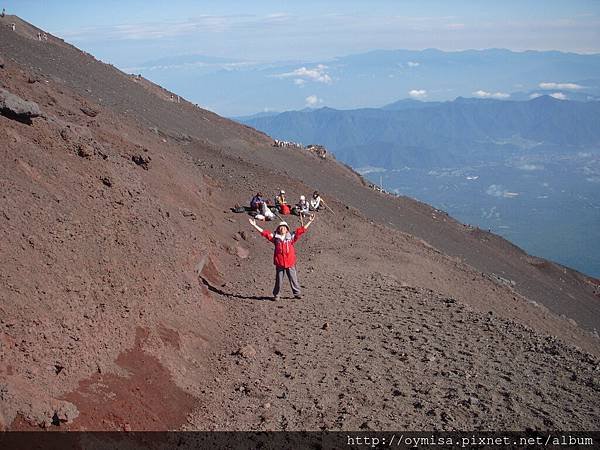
[273,139,328,159]
[273,139,399,197]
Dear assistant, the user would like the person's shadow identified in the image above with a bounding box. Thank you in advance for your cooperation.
[200,277,273,301]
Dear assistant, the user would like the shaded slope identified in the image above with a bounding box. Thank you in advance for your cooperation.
[0,40,239,429]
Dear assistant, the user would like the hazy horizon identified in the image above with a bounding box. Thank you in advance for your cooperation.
[4,0,600,66]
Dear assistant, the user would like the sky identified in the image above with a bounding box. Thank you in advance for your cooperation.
[3,0,600,67]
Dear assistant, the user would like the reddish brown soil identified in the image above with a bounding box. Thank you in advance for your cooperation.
[61,327,195,431]
[0,15,598,432]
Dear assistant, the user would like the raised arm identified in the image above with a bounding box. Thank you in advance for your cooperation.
[304,214,316,229]
[250,218,274,242]
[249,217,263,233]
[292,215,315,243]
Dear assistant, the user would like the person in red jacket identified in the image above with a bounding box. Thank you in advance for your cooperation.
[249,216,315,300]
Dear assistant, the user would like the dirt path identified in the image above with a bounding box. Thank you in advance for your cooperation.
[184,225,600,431]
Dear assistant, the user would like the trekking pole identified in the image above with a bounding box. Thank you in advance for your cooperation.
[273,209,284,222]
[322,200,335,215]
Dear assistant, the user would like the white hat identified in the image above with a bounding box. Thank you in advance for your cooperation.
[277,221,289,229]
[300,195,305,201]
[280,190,285,194]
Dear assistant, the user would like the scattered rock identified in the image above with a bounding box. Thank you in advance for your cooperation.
[181,209,197,220]
[468,396,480,406]
[359,421,373,430]
[132,154,150,169]
[101,176,112,187]
[235,245,249,259]
[76,144,93,158]
[51,401,79,426]
[322,322,330,330]
[80,105,99,117]
[0,88,41,123]
[59,128,73,142]
[236,344,257,359]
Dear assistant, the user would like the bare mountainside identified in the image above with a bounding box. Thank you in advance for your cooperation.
[0,15,599,431]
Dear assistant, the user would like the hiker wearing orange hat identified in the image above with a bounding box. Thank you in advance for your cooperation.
[249,216,315,300]
[275,190,290,215]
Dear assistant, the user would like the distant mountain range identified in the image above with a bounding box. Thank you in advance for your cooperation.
[237,96,600,169]
[237,95,600,278]
[128,48,600,116]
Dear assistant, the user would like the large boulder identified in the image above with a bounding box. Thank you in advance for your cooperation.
[0,88,41,121]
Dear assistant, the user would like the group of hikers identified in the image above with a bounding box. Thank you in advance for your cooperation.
[245,189,330,301]
[248,190,326,223]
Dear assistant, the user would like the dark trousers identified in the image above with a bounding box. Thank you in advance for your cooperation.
[273,266,301,296]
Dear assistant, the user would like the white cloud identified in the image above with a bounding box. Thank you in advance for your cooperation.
[486,184,519,198]
[539,82,583,90]
[516,163,543,171]
[265,13,291,22]
[473,90,510,99]
[60,13,294,42]
[407,61,420,67]
[529,93,542,99]
[408,89,427,99]
[123,59,256,73]
[294,78,306,86]
[276,64,332,84]
[356,166,387,175]
[481,206,500,220]
[305,95,323,107]
[445,23,465,30]
[549,92,567,100]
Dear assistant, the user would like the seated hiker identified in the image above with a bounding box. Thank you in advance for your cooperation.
[260,201,275,221]
[275,190,290,215]
[297,195,310,216]
[250,192,265,211]
[275,190,287,206]
[249,216,315,300]
[310,191,322,211]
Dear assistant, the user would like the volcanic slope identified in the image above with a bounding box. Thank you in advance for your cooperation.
[0,15,598,431]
